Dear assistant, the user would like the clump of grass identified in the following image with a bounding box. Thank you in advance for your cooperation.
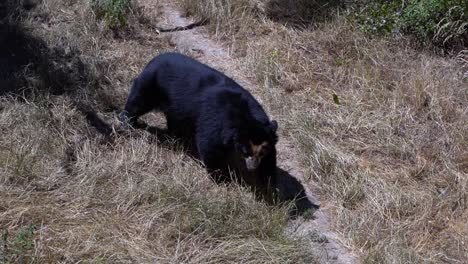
[91,0,136,29]
[178,0,255,29]
[0,225,37,263]
[0,97,69,189]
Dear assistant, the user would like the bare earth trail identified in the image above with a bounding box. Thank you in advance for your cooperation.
[139,1,358,263]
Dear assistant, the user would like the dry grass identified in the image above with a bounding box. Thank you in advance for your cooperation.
[0,0,317,263]
[0,98,312,263]
[178,0,468,263]
[178,0,269,57]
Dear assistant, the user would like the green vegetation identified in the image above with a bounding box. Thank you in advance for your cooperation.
[91,0,134,28]
[354,0,467,49]
[1,225,36,263]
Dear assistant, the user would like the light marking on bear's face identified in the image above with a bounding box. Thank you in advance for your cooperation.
[244,141,270,171]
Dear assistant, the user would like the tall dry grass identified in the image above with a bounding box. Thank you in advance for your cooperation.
[0,97,314,263]
[178,0,468,262]
[0,0,317,263]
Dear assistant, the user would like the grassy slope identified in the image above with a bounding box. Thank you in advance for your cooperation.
[0,0,315,263]
[178,0,468,263]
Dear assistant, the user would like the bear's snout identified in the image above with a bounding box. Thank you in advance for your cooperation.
[245,156,260,171]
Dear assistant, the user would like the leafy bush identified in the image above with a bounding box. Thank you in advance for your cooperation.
[354,0,467,49]
[353,1,402,34]
[402,0,467,47]
[91,0,133,29]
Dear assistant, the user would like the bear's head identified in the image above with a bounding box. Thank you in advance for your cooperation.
[238,119,278,171]
[221,91,278,171]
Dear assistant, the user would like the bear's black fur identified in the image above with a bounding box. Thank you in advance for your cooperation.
[120,52,278,199]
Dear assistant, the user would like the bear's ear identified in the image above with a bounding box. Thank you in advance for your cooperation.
[270,120,278,132]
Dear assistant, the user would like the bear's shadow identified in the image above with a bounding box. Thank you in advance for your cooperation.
[275,167,319,217]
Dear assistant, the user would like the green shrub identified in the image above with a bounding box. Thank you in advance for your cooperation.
[353,0,467,49]
[353,1,402,35]
[402,0,467,47]
[91,0,133,29]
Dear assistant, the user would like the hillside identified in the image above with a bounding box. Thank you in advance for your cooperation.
[1,0,467,263]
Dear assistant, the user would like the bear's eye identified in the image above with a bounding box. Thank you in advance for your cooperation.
[259,145,270,157]
[257,150,265,158]
[241,145,251,156]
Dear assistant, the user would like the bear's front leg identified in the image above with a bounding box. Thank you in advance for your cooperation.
[196,135,231,183]
[119,77,155,129]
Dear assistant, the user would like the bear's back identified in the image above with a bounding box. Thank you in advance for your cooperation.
[141,53,271,125]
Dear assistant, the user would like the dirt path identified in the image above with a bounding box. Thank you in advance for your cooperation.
[141,1,357,263]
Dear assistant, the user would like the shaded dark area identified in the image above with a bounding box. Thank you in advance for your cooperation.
[264,0,343,29]
[1,0,122,120]
[0,1,39,95]
[275,167,319,217]
[75,103,114,138]
[1,2,84,96]
[0,0,113,107]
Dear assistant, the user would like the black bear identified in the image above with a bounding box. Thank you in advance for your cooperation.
[119,52,278,200]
